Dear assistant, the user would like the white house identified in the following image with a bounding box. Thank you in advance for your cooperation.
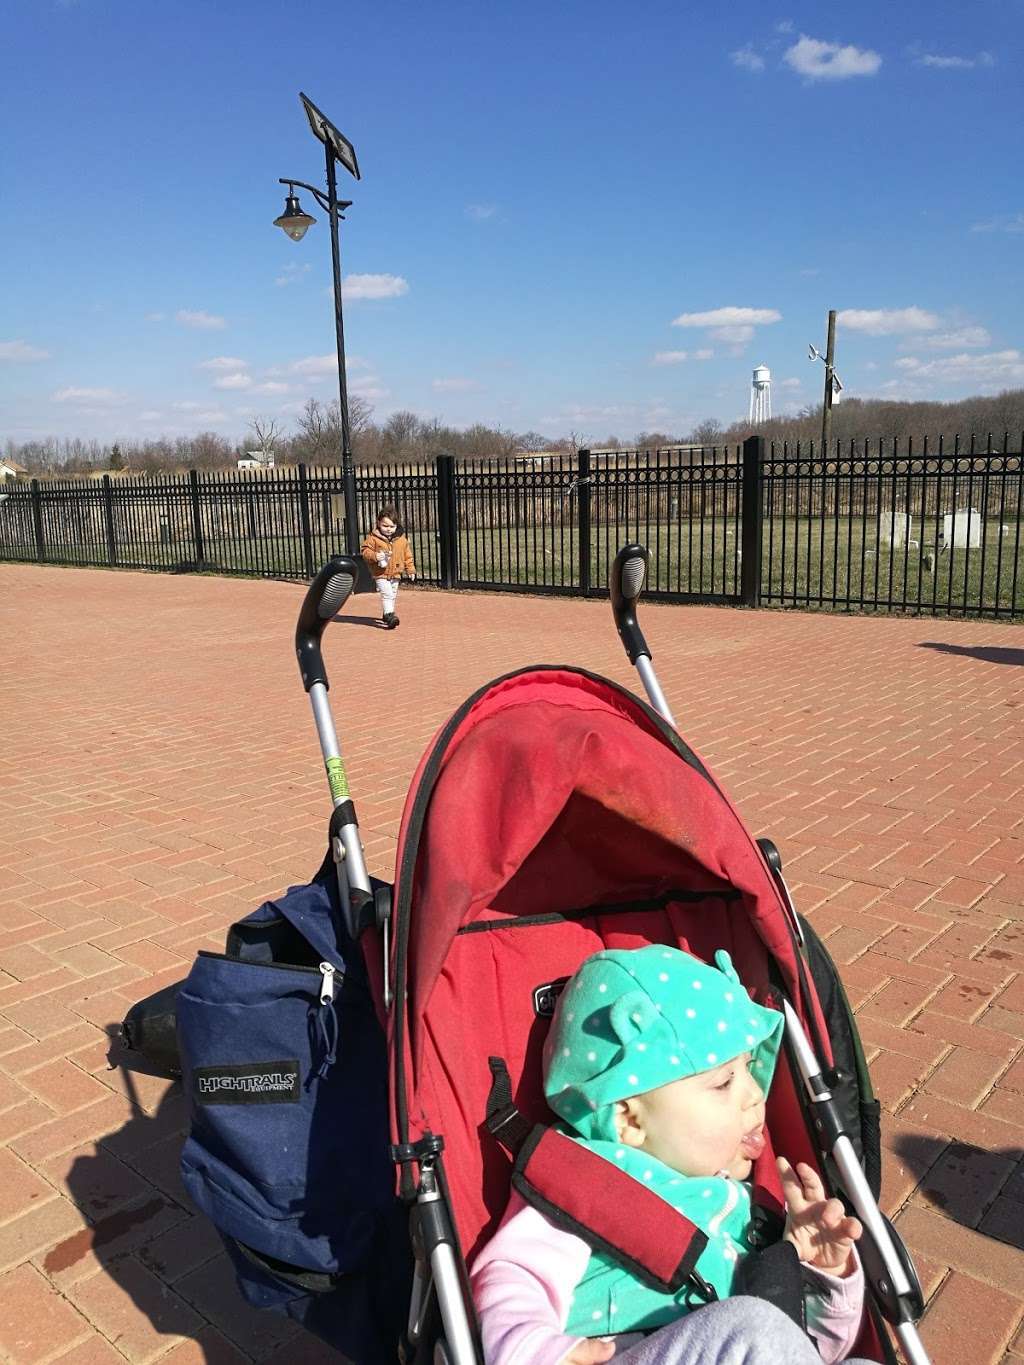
[237,449,275,471]
[0,458,28,481]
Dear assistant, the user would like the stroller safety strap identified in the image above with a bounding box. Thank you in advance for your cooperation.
[486,1058,711,1298]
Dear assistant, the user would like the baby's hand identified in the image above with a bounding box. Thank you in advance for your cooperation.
[564,1339,616,1364]
[778,1157,862,1277]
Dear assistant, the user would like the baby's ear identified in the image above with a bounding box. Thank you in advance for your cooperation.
[713,950,742,985]
[608,989,659,1048]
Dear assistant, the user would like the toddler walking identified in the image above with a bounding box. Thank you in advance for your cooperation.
[472,946,870,1365]
[361,505,415,629]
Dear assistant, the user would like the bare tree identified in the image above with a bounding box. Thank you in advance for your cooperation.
[689,419,725,448]
[248,417,281,459]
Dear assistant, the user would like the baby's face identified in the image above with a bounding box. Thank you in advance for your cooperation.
[618,1052,766,1180]
[377,517,397,536]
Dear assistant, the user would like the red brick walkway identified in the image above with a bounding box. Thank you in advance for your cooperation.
[1,562,1022,1364]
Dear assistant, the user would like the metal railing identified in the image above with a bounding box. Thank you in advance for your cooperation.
[760,435,1023,617]
[1,435,1021,619]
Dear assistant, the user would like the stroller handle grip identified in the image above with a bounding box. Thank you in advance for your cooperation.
[296,556,359,692]
[610,543,652,665]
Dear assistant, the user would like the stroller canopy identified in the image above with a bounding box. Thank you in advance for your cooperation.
[387,667,828,1256]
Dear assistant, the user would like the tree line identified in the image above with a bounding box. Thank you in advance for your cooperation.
[5,387,1023,478]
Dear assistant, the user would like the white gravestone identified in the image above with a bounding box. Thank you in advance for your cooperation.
[942,509,982,549]
[881,513,913,549]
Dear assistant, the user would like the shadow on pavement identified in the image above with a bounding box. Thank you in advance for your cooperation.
[51,1028,315,1362]
[918,642,1024,668]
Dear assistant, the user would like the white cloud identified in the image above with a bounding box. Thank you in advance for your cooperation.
[783,35,881,81]
[288,353,368,378]
[893,350,1024,384]
[213,373,253,390]
[176,309,227,330]
[173,401,205,411]
[52,386,125,405]
[779,377,803,389]
[432,377,478,392]
[200,356,248,371]
[652,351,690,365]
[342,273,409,300]
[710,324,754,344]
[731,45,765,72]
[837,307,940,335]
[672,306,781,328]
[970,213,1024,235]
[0,339,50,362]
[275,262,312,287]
[252,380,289,394]
[349,374,390,400]
[290,354,338,377]
[776,19,794,33]
[137,410,163,421]
[144,312,165,323]
[466,203,497,221]
[920,325,991,350]
[916,51,994,70]
[694,348,714,360]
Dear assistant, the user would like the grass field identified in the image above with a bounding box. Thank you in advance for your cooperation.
[2,507,1021,617]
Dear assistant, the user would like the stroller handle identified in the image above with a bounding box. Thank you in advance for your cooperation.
[296,556,359,693]
[610,543,652,664]
[610,543,677,728]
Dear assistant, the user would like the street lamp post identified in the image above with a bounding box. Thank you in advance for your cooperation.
[274,92,361,556]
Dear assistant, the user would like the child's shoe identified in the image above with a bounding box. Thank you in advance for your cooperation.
[387,613,400,630]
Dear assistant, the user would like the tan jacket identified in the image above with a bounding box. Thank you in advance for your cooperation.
[361,528,416,581]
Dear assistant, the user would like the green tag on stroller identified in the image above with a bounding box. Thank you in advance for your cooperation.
[325,757,350,800]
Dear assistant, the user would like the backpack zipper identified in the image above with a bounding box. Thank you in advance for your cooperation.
[319,962,336,1004]
[197,950,327,975]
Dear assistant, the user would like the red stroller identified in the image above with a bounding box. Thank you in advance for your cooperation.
[126,546,931,1364]
[380,547,930,1365]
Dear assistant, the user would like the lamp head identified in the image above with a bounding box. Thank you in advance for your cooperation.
[274,192,316,242]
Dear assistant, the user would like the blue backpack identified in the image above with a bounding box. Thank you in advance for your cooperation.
[176,860,409,1361]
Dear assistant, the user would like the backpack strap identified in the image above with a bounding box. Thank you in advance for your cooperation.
[485,1057,713,1299]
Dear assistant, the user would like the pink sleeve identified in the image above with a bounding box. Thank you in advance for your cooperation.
[802,1251,866,1365]
[470,1190,594,1365]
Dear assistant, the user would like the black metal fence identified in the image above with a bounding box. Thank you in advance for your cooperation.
[1,434,1021,619]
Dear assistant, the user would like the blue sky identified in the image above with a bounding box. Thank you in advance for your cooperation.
[2,0,1022,448]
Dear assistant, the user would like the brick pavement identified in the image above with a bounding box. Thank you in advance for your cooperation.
[0,561,1022,1364]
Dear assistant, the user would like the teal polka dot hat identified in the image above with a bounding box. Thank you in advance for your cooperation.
[543,945,784,1143]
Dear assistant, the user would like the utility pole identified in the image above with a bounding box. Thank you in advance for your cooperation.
[821,309,837,457]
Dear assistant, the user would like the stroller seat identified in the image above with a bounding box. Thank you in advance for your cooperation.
[388,668,830,1269]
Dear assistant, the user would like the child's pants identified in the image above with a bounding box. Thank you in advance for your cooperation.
[610,1298,874,1363]
[375,577,399,618]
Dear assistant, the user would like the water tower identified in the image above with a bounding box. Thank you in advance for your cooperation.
[749,364,772,424]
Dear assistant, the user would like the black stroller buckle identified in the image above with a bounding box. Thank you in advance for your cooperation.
[390,1134,445,1167]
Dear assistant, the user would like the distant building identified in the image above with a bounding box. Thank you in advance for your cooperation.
[0,458,28,481]
[238,449,275,470]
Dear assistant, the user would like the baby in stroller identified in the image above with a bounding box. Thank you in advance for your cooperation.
[472,946,869,1365]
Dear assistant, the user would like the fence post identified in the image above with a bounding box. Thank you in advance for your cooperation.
[740,436,764,607]
[101,475,118,566]
[188,469,206,568]
[435,453,459,589]
[297,463,315,578]
[29,479,45,562]
[577,448,592,594]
